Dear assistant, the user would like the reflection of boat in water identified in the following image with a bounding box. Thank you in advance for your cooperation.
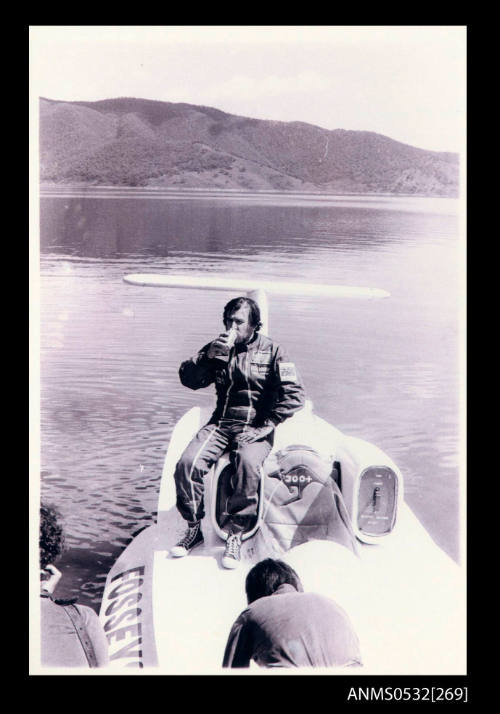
[99,276,465,674]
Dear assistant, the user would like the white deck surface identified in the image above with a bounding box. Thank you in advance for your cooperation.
[149,501,465,674]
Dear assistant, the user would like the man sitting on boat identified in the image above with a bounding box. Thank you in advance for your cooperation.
[222,558,362,668]
[171,296,306,568]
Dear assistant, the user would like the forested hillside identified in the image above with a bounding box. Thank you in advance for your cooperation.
[39,97,459,196]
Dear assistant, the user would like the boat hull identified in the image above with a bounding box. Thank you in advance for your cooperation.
[99,406,465,674]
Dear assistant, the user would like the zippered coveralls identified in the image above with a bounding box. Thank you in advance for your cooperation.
[174,331,306,533]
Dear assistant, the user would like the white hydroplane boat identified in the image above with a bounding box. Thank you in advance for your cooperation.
[99,275,465,674]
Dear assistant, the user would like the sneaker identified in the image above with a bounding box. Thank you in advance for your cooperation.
[170,522,204,557]
[222,532,242,569]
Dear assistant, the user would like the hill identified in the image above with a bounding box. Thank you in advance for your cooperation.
[39,97,459,196]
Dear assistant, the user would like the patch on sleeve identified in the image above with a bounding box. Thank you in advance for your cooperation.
[279,362,297,382]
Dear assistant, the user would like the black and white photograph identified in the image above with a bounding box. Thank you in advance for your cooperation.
[30,25,467,681]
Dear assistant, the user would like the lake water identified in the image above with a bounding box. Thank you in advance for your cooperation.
[37,187,463,610]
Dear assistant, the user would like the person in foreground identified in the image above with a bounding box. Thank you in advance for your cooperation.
[222,559,363,668]
[39,503,109,668]
[171,297,305,568]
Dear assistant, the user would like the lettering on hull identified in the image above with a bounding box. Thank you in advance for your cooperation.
[102,566,146,668]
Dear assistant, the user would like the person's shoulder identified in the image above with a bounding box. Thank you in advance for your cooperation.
[50,599,101,625]
[74,603,101,623]
[234,606,253,625]
[257,333,281,351]
[304,591,352,617]
[257,333,273,346]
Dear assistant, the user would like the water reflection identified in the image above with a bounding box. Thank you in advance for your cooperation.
[40,196,458,260]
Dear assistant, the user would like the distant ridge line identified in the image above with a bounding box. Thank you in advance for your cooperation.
[39,96,459,196]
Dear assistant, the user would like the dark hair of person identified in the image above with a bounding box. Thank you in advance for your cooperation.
[40,503,66,570]
[245,558,303,604]
[223,297,262,332]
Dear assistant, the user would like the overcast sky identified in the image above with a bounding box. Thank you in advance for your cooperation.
[29,25,466,153]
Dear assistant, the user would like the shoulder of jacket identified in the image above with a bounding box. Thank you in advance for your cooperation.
[256,334,277,350]
[235,607,253,625]
[73,603,100,623]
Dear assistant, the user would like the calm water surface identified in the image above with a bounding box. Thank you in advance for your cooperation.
[38,188,463,610]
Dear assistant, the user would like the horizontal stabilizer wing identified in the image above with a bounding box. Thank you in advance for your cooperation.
[123,273,390,299]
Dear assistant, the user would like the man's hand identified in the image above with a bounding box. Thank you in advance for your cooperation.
[235,424,274,445]
[41,564,62,594]
[207,333,233,359]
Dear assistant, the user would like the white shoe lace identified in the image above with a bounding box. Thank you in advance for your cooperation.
[225,534,241,559]
[177,524,199,548]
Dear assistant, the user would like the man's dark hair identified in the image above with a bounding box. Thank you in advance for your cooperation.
[245,558,303,604]
[40,503,66,569]
[223,297,262,332]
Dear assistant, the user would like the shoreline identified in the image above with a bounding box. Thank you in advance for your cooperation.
[39,183,459,200]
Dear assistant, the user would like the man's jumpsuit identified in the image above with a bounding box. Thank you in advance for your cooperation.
[174,330,306,534]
